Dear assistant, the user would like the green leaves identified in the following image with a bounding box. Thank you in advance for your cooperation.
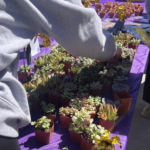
[18,65,32,73]
[90,81,102,90]
[61,88,74,100]
[30,116,51,131]
[41,101,55,114]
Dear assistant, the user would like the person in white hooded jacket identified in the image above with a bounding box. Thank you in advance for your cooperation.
[0,0,122,149]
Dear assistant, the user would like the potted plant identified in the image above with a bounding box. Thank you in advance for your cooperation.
[59,107,77,128]
[81,124,105,150]
[64,82,77,93]
[68,65,80,77]
[52,63,65,73]
[95,0,102,10]
[102,78,111,95]
[69,111,91,144]
[18,65,32,83]
[128,38,140,52]
[31,116,54,144]
[84,105,96,119]
[28,90,41,114]
[90,81,103,96]
[69,98,83,110]
[97,104,118,132]
[33,56,46,72]
[60,88,74,107]
[88,96,101,112]
[41,101,56,123]
[63,56,74,72]
[109,10,115,18]
[93,130,122,150]
[113,91,132,115]
[78,84,89,94]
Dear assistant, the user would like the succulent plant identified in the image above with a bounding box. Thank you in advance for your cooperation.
[23,81,37,94]
[84,105,96,114]
[64,82,77,91]
[76,93,89,99]
[97,104,118,121]
[61,88,74,100]
[33,56,47,67]
[129,38,141,46]
[18,65,32,73]
[48,88,61,97]
[28,89,40,102]
[31,116,51,132]
[112,83,130,92]
[52,64,65,72]
[82,97,95,106]
[41,101,55,115]
[90,81,103,90]
[59,107,77,117]
[88,96,101,106]
[78,84,89,93]
[69,98,83,110]
[63,56,74,63]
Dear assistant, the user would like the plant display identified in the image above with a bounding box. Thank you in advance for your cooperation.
[88,96,101,106]
[31,116,51,132]
[59,107,77,118]
[78,84,89,93]
[97,104,118,121]
[41,101,55,116]
[64,82,77,91]
[69,98,83,110]
[61,88,74,100]
[90,81,103,90]
[18,65,32,73]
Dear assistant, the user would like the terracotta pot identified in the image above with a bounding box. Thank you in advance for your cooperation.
[59,116,72,129]
[34,66,42,72]
[102,84,111,95]
[63,62,71,72]
[90,113,96,119]
[41,112,56,123]
[60,98,71,107]
[48,94,60,107]
[109,11,114,18]
[113,91,132,115]
[34,122,54,144]
[90,89,102,96]
[135,10,140,16]
[99,119,115,133]
[18,70,31,83]
[69,130,81,144]
[95,9,99,14]
[68,71,76,77]
[80,135,96,150]
[128,44,139,53]
[100,11,106,18]
[95,3,102,10]
[30,95,44,114]
[104,4,112,9]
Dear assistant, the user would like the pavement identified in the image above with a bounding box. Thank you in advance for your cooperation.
[126,60,150,150]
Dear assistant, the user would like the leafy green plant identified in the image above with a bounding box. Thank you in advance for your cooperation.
[18,65,32,73]
[97,104,118,121]
[84,105,96,114]
[41,101,55,115]
[69,111,92,134]
[88,96,101,106]
[33,56,46,67]
[23,81,37,94]
[31,116,51,132]
[69,65,80,73]
[59,107,77,117]
[61,88,74,100]
[64,82,77,91]
[129,38,140,46]
[90,81,103,90]
[78,84,89,93]
[52,64,65,72]
[69,98,83,110]
[82,97,95,106]
[103,78,111,85]
[28,90,40,102]
[63,56,74,63]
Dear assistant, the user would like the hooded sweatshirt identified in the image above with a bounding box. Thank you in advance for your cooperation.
[0,0,116,138]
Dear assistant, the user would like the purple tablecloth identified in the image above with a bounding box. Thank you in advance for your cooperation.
[18,1,149,150]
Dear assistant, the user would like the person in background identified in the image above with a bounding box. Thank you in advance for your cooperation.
[136,0,150,118]
[0,0,121,149]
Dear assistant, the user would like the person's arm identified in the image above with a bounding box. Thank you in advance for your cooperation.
[145,0,150,21]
